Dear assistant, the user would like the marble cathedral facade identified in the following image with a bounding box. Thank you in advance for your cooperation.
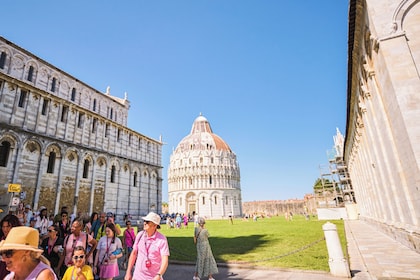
[345,0,420,252]
[168,114,242,219]
[0,37,163,221]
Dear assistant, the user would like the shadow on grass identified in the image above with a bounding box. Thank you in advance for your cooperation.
[167,234,267,263]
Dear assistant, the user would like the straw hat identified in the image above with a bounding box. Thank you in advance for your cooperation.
[142,212,161,229]
[0,226,43,253]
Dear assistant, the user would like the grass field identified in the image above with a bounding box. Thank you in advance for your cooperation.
[158,215,346,272]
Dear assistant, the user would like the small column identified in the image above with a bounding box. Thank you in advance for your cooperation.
[323,222,351,278]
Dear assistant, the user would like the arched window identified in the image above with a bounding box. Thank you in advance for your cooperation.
[71,88,76,101]
[93,99,97,111]
[209,175,212,185]
[214,196,218,205]
[0,141,11,167]
[110,165,116,183]
[51,77,56,92]
[202,196,205,205]
[27,66,34,82]
[47,152,56,174]
[82,159,89,178]
[0,52,6,69]
[133,171,138,187]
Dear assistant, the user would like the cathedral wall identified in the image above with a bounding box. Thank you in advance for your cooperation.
[345,0,420,252]
[0,37,163,221]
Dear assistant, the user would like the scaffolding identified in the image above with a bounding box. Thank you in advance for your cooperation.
[316,128,356,208]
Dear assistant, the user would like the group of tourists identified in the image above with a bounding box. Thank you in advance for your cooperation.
[0,205,219,280]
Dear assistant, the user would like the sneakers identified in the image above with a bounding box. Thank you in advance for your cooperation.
[193,277,200,280]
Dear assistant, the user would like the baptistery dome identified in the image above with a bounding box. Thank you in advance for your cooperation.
[168,114,242,219]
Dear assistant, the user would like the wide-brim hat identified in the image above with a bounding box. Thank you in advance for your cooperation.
[142,212,161,229]
[0,226,43,253]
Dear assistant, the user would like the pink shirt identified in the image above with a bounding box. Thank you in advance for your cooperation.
[124,228,135,248]
[132,230,170,279]
[64,232,94,265]
[4,262,57,280]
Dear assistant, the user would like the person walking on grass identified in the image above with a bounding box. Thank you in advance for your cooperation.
[193,217,218,280]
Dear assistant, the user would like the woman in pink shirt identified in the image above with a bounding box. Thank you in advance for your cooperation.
[122,220,135,269]
[124,212,170,280]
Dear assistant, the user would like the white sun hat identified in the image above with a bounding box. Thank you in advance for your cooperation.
[142,212,161,229]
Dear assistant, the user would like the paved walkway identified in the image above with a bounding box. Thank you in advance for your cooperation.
[346,220,420,279]
[115,219,420,280]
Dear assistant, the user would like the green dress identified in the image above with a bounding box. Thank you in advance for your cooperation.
[195,227,218,278]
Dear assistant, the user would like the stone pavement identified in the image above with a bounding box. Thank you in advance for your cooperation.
[346,220,420,279]
[115,219,420,280]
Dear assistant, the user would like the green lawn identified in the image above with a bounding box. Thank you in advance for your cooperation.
[158,215,346,271]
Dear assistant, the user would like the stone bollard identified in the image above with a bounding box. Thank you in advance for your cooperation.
[323,222,351,278]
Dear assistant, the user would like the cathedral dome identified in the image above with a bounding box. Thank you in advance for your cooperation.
[174,114,231,152]
[168,114,242,219]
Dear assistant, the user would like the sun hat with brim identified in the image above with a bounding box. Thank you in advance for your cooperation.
[0,226,43,253]
[142,212,161,229]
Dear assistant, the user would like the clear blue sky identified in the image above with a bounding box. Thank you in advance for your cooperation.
[3,1,349,202]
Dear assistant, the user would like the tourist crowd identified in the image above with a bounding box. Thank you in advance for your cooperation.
[0,204,217,280]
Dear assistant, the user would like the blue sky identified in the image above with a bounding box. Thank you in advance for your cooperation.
[2,1,349,202]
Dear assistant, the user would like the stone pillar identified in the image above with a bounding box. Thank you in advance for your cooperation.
[54,152,65,215]
[323,222,351,277]
[89,158,97,214]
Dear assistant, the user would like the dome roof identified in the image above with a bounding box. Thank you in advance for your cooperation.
[175,114,231,152]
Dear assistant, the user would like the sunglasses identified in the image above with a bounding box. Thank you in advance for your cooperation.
[72,255,85,260]
[0,250,14,258]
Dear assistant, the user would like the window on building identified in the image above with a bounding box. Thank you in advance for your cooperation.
[77,113,84,128]
[189,178,192,185]
[51,77,56,92]
[93,99,97,111]
[0,52,6,69]
[27,66,34,82]
[82,159,89,178]
[111,165,116,183]
[117,129,121,142]
[61,105,68,122]
[128,134,132,146]
[105,124,109,137]
[209,175,212,185]
[211,157,214,164]
[110,108,113,119]
[92,118,97,133]
[214,196,218,205]
[18,90,27,108]
[202,197,205,205]
[47,152,56,174]
[71,88,76,101]
[0,141,11,167]
[133,171,138,187]
[41,98,49,115]
[115,112,117,122]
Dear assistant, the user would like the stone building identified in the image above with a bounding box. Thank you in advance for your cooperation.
[168,114,242,218]
[345,0,420,251]
[0,37,163,221]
